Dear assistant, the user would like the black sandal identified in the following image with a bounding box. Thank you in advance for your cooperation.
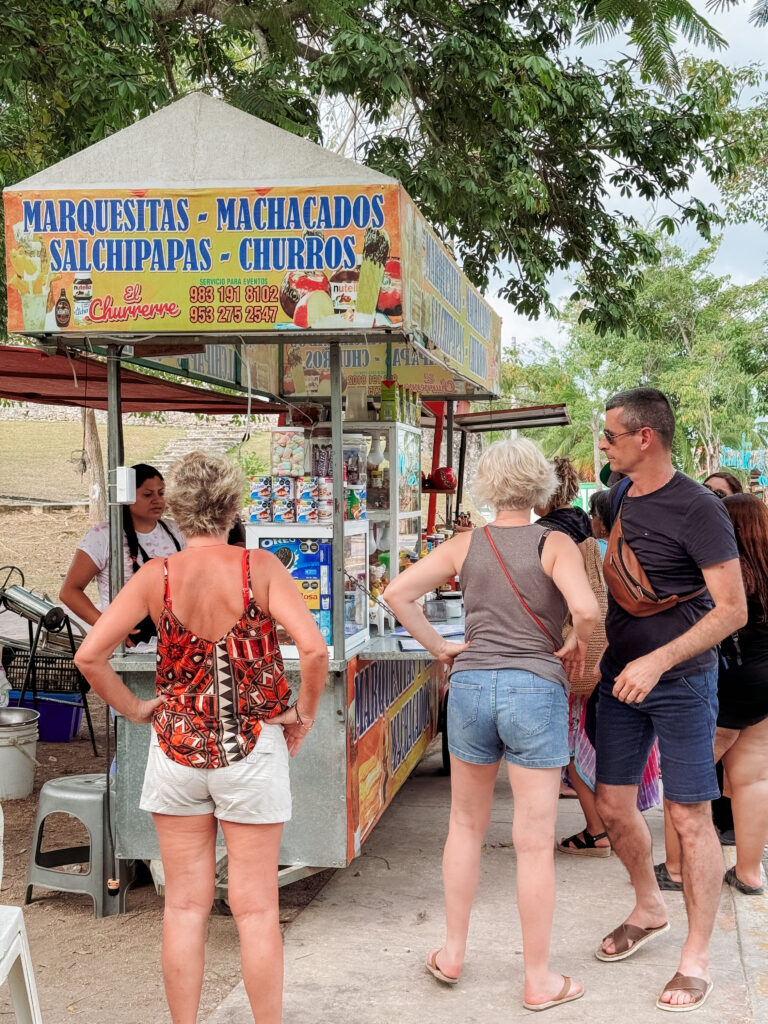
[557,829,611,858]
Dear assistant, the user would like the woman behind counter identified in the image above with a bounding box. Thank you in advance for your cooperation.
[75,452,328,1024]
[60,463,185,640]
[384,438,599,1012]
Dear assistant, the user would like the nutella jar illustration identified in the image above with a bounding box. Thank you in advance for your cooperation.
[73,273,93,325]
[330,263,360,320]
[54,288,71,328]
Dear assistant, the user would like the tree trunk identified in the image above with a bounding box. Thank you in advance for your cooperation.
[83,408,106,525]
[591,412,602,489]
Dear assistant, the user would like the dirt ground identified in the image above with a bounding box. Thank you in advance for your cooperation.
[0,693,333,1023]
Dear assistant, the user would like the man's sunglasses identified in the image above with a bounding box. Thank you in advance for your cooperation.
[602,427,643,444]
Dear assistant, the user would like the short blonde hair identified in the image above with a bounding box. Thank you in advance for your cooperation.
[165,452,245,537]
[472,438,558,512]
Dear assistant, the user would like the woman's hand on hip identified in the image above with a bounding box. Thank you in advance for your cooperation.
[436,639,469,672]
[555,632,587,679]
[125,696,165,725]
[281,722,312,757]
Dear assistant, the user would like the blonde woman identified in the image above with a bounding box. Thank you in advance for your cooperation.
[384,438,599,1012]
[76,452,328,1024]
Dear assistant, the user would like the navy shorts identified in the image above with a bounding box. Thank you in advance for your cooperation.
[595,665,719,804]
[448,669,569,769]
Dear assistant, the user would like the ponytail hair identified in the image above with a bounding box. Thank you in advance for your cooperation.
[123,464,164,574]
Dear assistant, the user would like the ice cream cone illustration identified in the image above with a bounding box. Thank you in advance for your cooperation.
[355,227,390,327]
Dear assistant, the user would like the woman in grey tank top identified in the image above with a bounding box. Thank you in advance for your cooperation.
[385,438,599,1011]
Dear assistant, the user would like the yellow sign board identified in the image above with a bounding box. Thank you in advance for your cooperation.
[4,184,500,393]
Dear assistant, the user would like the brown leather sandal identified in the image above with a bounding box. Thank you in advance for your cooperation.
[655,972,713,1012]
[595,920,670,962]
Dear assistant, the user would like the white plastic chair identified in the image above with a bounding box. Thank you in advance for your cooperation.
[0,905,43,1023]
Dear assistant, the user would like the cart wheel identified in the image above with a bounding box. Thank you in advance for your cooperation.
[0,565,24,591]
[440,690,451,776]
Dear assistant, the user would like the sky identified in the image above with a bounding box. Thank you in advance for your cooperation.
[491,1,768,356]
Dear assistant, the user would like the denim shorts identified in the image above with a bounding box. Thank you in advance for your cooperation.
[140,723,292,823]
[447,670,569,768]
[595,666,719,804]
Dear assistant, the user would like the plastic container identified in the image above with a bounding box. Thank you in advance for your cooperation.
[342,434,366,486]
[0,707,40,799]
[9,691,83,743]
[270,427,306,476]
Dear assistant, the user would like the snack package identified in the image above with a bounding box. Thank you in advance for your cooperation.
[317,477,334,501]
[270,428,306,476]
[249,499,272,523]
[272,498,297,523]
[250,476,272,500]
[294,476,319,501]
[271,476,294,501]
[296,498,319,523]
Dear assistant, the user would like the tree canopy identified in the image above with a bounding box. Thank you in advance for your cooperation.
[0,0,758,337]
[504,238,768,481]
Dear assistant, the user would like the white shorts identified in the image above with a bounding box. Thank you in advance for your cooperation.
[139,722,292,824]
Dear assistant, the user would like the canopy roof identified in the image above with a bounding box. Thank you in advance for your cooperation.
[0,345,282,414]
[8,93,396,192]
[421,404,570,431]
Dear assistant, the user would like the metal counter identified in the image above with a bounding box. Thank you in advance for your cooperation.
[110,631,456,870]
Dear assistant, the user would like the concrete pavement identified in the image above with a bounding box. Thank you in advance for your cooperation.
[205,742,767,1024]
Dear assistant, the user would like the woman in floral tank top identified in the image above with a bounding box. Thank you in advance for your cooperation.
[76,452,328,1024]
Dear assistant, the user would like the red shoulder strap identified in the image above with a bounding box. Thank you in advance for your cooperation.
[163,559,172,610]
[241,548,252,609]
[483,527,558,649]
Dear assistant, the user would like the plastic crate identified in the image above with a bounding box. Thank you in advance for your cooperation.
[9,690,83,743]
[4,651,82,693]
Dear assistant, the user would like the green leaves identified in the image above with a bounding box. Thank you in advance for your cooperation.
[506,237,768,477]
[0,0,759,342]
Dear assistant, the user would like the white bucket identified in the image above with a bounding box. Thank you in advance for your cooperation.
[0,707,40,800]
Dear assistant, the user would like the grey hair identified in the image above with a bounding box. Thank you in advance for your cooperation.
[472,438,558,512]
[165,451,245,537]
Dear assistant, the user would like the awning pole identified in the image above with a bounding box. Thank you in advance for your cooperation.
[107,346,125,606]
[445,400,454,526]
[457,430,467,512]
[330,344,345,658]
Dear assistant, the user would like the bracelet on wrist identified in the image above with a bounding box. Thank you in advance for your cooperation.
[293,704,314,729]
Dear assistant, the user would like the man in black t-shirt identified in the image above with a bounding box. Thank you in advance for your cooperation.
[593,388,746,1012]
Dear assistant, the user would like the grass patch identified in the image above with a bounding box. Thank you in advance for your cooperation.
[0,422,185,501]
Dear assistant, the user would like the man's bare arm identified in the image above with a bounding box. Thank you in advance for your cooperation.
[613,559,747,704]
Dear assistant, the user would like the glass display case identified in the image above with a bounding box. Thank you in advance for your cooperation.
[244,520,369,658]
[343,421,422,592]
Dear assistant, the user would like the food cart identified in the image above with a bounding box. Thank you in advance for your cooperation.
[3,93,502,881]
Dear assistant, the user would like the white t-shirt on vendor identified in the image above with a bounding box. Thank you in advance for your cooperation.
[77,519,186,611]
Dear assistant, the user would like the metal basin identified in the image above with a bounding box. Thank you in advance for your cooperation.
[0,707,40,728]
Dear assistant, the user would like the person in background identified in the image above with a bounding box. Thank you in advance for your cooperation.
[75,452,328,1024]
[384,438,599,1012]
[534,456,592,543]
[589,489,611,555]
[702,472,743,499]
[595,388,746,1012]
[534,457,593,798]
[60,463,185,643]
[557,486,661,859]
[657,494,768,896]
